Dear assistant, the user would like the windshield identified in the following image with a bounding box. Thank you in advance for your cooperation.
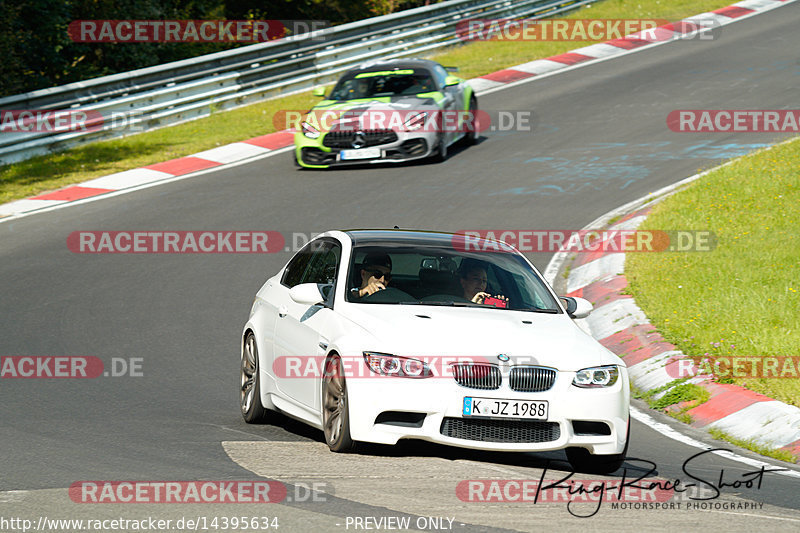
[346,244,561,313]
[329,69,437,100]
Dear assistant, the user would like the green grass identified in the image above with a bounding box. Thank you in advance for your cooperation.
[649,383,709,409]
[708,428,796,463]
[0,0,737,203]
[626,137,800,407]
[633,379,709,424]
[634,378,709,408]
[430,0,736,79]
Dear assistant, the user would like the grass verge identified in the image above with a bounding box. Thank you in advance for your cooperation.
[634,379,710,424]
[708,428,796,463]
[626,137,800,407]
[429,0,734,79]
[1,0,736,203]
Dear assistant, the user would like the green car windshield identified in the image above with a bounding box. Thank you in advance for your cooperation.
[329,70,437,101]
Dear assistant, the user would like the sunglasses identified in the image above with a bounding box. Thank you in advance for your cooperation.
[367,269,392,281]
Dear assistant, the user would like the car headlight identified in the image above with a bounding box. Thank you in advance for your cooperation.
[363,352,432,378]
[301,121,320,139]
[403,111,428,131]
[572,365,619,388]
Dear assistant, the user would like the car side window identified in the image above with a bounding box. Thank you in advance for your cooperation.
[303,241,341,286]
[433,65,448,90]
[281,239,341,302]
[282,247,313,288]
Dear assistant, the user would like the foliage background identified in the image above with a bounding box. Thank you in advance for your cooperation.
[0,0,435,96]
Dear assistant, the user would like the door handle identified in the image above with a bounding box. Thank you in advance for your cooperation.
[278,305,288,318]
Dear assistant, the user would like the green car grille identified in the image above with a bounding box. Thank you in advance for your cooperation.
[322,129,398,149]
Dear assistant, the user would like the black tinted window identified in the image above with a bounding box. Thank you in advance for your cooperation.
[304,241,340,285]
[282,248,313,287]
[282,239,341,289]
[329,70,436,100]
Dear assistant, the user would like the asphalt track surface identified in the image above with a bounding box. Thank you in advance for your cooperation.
[1,3,799,532]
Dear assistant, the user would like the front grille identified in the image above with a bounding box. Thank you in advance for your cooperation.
[452,364,501,390]
[509,366,557,392]
[441,418,560,443]
[322,129,398,148]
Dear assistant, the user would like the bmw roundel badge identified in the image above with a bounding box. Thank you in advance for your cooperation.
[497,354,510,362]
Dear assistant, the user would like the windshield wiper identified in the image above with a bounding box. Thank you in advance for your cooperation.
[521,307,560,314]
[398,300,482,307]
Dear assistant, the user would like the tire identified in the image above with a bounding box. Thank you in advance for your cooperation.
[464,96,478,146]
[565,420,629,474]
[240,332,273,423]
[322,354,356,452]
[433,133,448,163]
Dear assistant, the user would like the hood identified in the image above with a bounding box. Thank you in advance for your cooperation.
[336,304,623,371]
[307,96,442,132]
[313,95,441,111]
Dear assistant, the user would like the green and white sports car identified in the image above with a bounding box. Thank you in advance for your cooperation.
[294,59,478,168]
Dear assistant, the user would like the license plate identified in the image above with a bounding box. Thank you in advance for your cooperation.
[340,148,381,160]
[463,397,548,420]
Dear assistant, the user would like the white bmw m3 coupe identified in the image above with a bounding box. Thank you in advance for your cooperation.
[240,229,629,473]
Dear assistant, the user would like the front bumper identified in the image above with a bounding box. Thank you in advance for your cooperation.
[294,130,438,168]
[345,364,630,455]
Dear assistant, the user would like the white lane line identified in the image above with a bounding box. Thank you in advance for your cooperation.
[630,406,800,479]
[0,490,29,502]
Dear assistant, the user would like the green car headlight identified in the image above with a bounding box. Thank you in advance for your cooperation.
[301,121,320,139]
[404,111,428,131]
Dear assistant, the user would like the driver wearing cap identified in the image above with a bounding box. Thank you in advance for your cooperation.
[351,252,392,298]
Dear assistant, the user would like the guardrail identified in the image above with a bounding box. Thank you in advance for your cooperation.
[0,0,596,165]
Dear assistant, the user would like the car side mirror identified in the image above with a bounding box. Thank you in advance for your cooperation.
[445,75,461,86]
[312,87,326,97]
[560,296,593,319]
[290,283,325,305]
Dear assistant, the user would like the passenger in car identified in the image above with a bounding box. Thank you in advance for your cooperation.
[458,259,508,306]
[350,252,392,298]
